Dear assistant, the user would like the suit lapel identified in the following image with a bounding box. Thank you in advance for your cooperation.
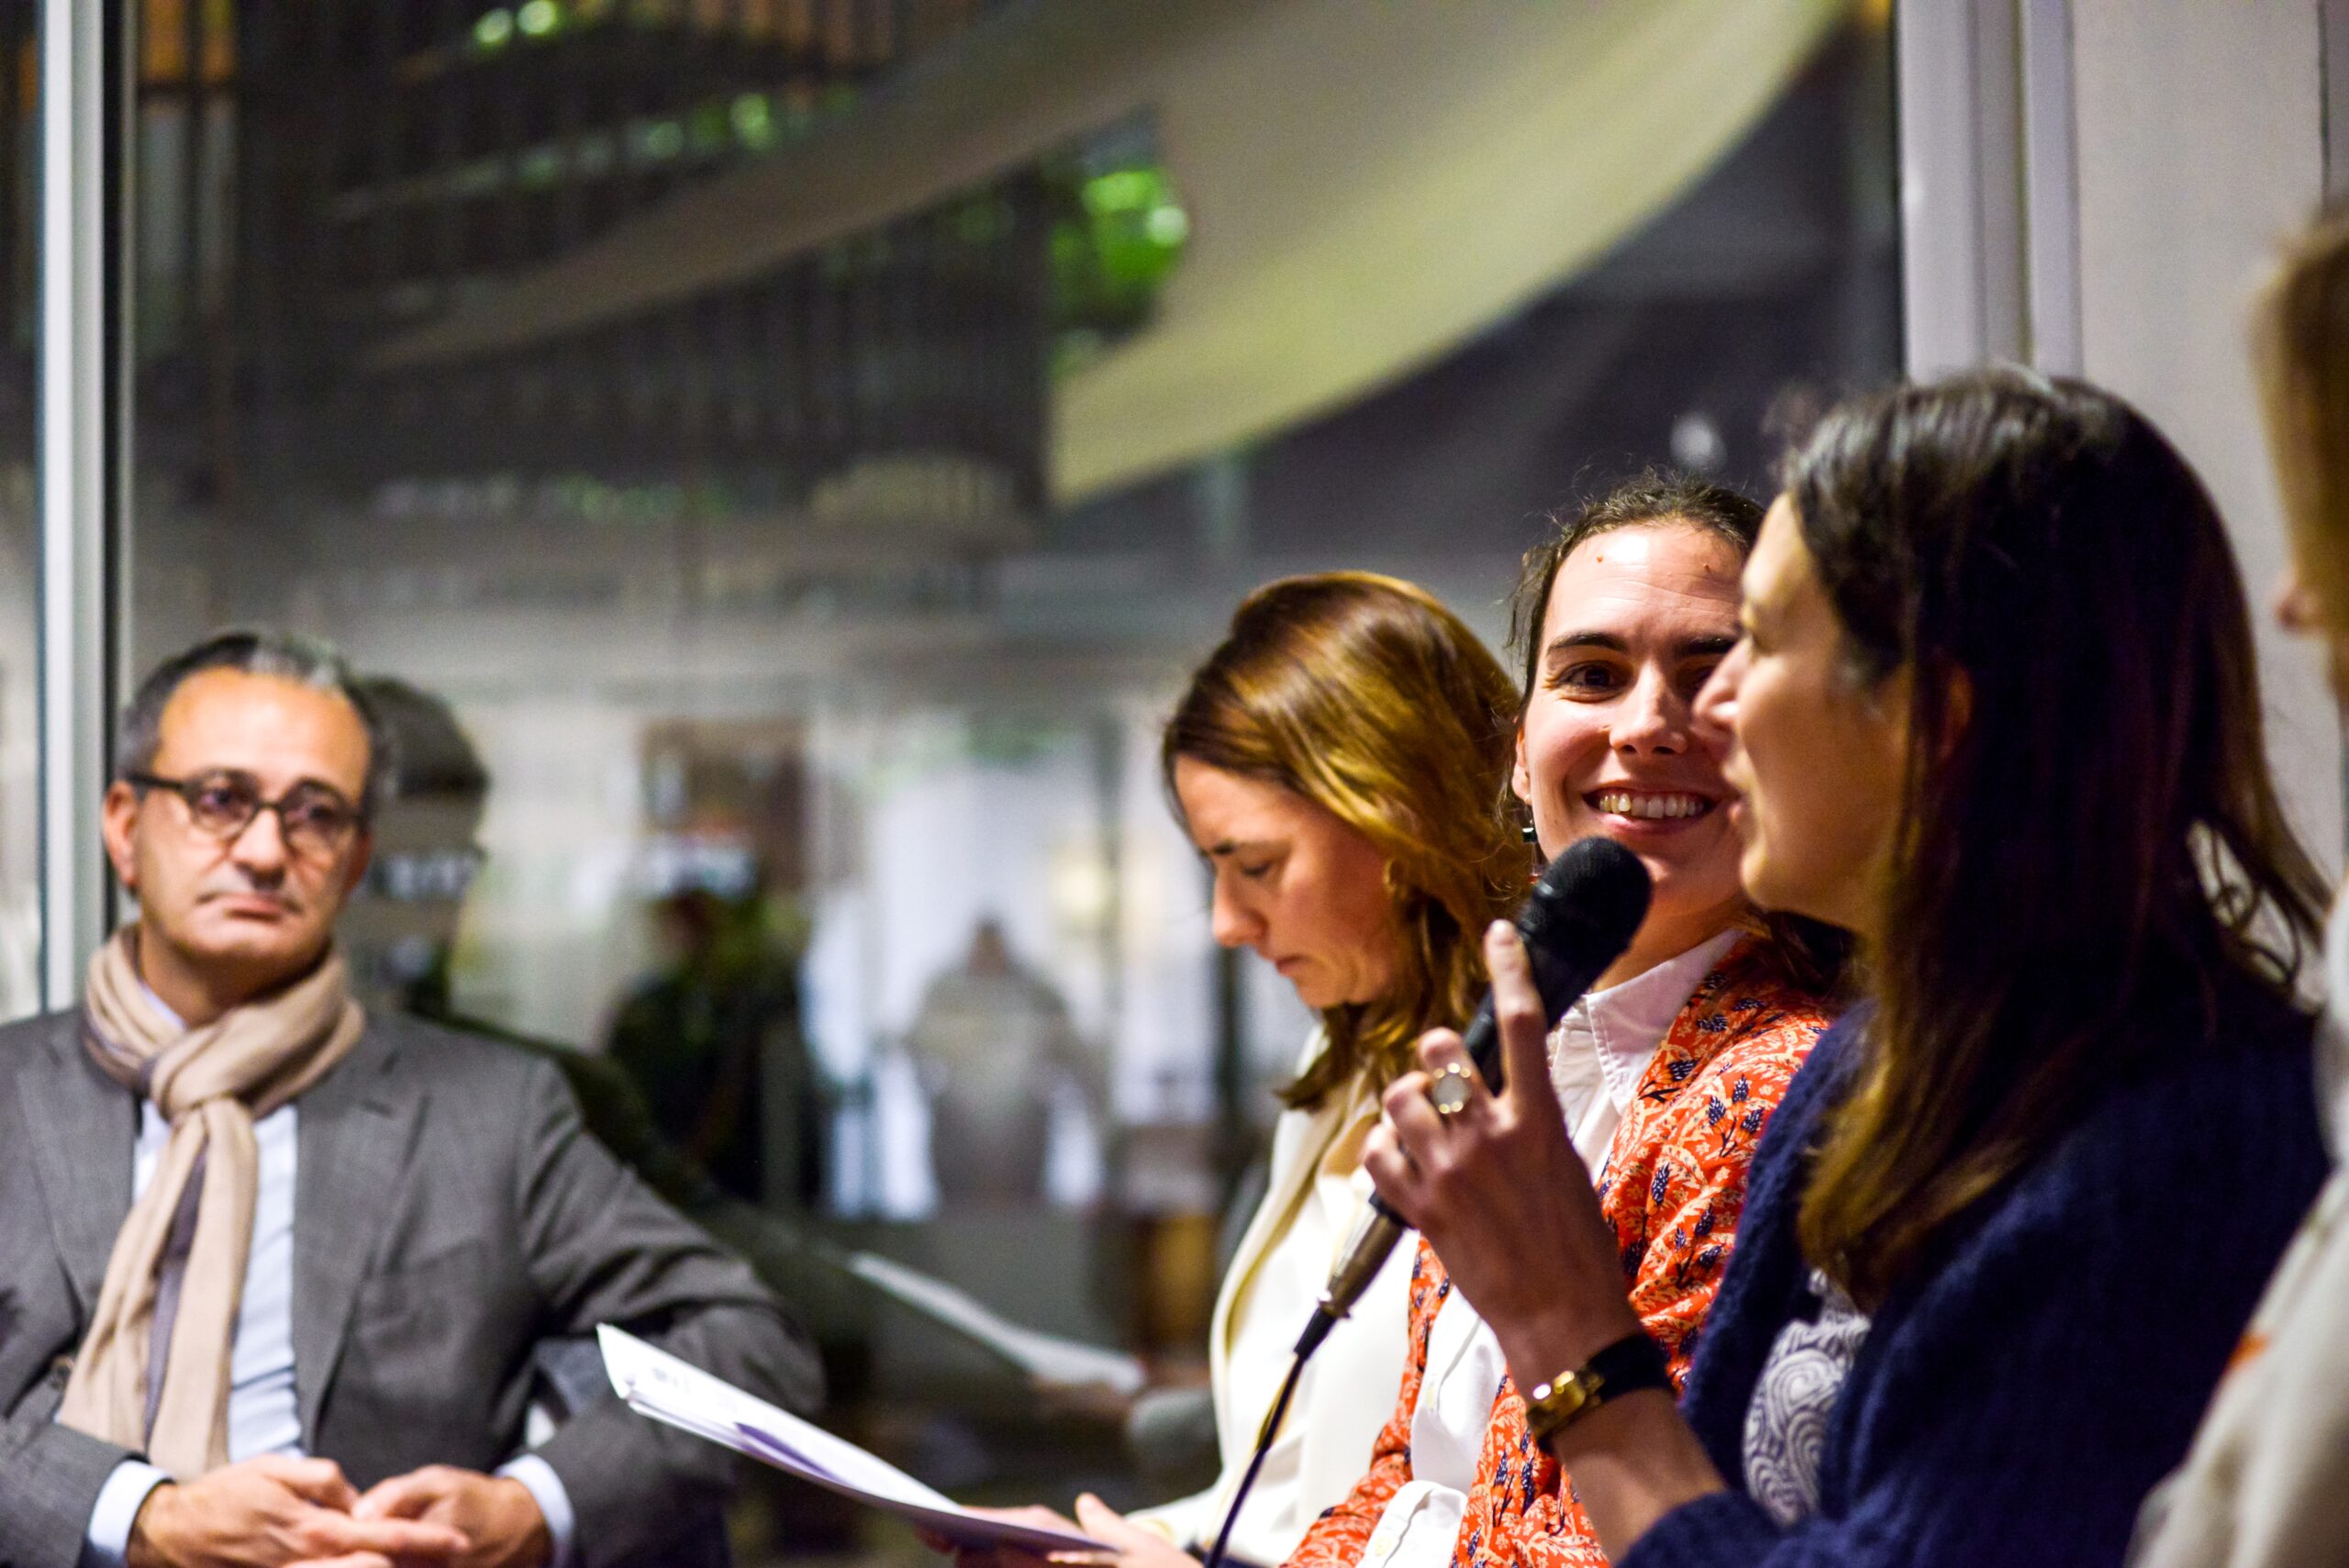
[291,1019,420,1441]
[1214,1096,1333,1347]
[19,1012,135,1314]
[1209,1087,1351,1458]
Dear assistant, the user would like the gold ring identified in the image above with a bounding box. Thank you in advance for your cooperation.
[1429,1062,1476,1118]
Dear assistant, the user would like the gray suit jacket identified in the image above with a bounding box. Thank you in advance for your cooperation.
[0,1007,823,1568]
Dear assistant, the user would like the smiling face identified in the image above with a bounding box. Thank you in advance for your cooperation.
[1171,756,1402,1011]
[1698,496,1909,939]
[102,667,375,1018]
[1515,520,1750,979]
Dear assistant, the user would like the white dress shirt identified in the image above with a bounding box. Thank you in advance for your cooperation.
[76,991,575,1567]
[1352,931,1742,1568]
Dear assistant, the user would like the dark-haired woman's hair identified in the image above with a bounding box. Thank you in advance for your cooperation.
[1163,573,1527,1110]
[1508,472,1854,999]
[1789,369,2330,1308]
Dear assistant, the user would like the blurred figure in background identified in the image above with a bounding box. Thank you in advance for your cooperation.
[907,916,1103,1207]
[346,679,748,1218]
[608,885,826,1211]
[339,678,492,1019]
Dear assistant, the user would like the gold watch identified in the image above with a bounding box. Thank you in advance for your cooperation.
[1521,1329,1671,1450]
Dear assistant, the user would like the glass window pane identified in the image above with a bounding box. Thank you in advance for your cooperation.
[0,0,39,1018]
[122,2,1897,1555]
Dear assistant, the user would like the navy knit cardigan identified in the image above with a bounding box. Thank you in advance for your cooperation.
[1620,984,2325,1568]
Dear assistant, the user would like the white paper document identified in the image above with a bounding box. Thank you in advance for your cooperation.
[597,1325,1108,1554]
[843,1251,1147,1396]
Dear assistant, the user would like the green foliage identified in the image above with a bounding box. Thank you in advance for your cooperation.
[1047,159,1189,375]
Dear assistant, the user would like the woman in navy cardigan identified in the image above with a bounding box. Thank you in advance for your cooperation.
[1361,370,2332,1568]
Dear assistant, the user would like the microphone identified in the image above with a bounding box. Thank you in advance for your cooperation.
[1292,836,1652,1358]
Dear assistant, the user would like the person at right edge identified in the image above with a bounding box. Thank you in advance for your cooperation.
[2129,204,2349,1566]
[1364,369,2331,1568]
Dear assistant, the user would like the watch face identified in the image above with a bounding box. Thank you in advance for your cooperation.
[1531,1334,1671,1448]
[1527,1373,1594,1441]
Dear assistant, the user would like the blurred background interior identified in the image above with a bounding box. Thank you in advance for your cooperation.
[0,1,2342,1563]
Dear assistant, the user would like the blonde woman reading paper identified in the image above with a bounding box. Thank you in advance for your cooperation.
[1013,573,1522,1568]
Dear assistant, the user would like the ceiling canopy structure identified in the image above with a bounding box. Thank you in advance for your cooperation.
[372,0,1851,503]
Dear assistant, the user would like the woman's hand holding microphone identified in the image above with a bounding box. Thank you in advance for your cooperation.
[1364,920,1641,1389]
[1364,921,1723,1560]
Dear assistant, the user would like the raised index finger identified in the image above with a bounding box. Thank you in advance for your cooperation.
[1484,921,1561,1119]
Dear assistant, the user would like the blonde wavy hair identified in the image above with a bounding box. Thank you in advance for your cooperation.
[1163,573,1527,1110]
[2256,202,2349,672]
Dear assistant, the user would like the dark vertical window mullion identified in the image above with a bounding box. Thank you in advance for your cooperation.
[433,0,464,309]
[553,0,585,250]
[496,8,523,272]
[177,0,204,345]
[101,0,131,792]
[0,3,21,360]
[370,0,400,299]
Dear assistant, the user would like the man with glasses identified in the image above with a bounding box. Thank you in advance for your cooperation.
[0,632,820,1568]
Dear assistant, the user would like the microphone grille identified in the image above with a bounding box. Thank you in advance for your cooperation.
[1524,836,1653,951]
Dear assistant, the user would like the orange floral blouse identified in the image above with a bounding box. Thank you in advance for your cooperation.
[1284,939,1833,1568]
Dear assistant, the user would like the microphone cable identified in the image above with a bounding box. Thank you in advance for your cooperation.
[1200,1352,1307,1568]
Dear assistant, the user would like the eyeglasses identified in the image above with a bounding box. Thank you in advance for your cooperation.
[126,769,366,858]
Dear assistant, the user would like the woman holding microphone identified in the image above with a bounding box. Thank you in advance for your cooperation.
[1372,371,2330,1568]
[1286,476,1845,1568]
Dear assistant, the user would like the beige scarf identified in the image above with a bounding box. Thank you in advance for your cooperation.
[56,929,364,1477]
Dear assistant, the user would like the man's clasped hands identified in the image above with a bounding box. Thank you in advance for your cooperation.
[127,1454,551,1568]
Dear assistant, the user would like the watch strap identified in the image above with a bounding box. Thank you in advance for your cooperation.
[1522,1329,1671,1450]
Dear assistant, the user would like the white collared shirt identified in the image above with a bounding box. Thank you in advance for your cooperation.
[1353,930,1742,1568]
[1549,929,1745,1162]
